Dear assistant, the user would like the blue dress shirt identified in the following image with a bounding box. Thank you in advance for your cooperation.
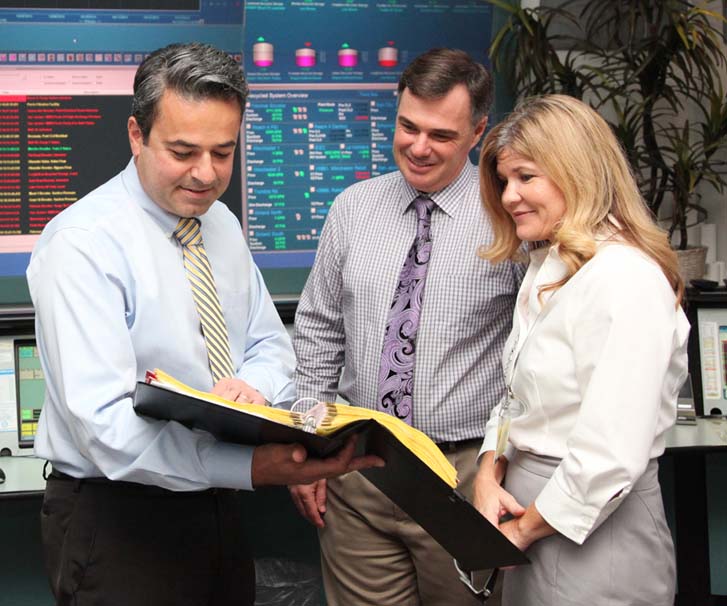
[27,159,295,491]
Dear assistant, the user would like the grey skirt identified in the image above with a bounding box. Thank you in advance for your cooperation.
[502,451,675,606]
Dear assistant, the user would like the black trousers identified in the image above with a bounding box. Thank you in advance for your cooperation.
[41,473,255,606]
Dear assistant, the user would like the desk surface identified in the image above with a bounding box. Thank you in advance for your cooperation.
[666,417,727,452]
[0,456,45,496]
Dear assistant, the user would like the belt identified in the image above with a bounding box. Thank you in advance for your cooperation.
[49,469,108,483]
[435,438,482,453]
[47,468,226,496]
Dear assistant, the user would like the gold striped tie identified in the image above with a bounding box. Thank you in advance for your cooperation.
[173,217,235,383]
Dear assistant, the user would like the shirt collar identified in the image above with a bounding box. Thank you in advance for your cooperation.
[520,244,569,317]
[120,158,188,238]
[397,161,476,217]
[527,234,622,310]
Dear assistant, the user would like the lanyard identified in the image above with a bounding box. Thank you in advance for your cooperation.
[494,333,527,463]
[494,274,557,462]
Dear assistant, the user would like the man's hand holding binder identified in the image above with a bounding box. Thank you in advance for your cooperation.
[252,435,384,488]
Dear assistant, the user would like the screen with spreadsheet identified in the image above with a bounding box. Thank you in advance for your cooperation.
[14,338,45,448]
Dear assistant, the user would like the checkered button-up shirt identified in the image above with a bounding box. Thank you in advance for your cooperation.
[293,162,523,442]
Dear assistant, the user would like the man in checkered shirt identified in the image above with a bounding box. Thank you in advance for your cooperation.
[290,48,523,606]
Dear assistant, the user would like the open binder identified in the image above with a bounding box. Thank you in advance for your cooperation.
[133,370,528,571]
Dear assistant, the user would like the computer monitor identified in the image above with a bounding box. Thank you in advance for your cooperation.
[0,333,37,454]
[14,338,45,449]
[689,305,727,416]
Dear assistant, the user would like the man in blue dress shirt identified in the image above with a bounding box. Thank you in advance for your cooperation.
[27,42,380,606]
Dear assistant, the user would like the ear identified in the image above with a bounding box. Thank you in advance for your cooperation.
[470,116,488,150]
[128,116,143,158]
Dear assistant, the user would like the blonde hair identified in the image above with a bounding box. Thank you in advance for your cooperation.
[479,94,683,303]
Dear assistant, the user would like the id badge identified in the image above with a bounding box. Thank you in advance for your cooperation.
[494,406,512,463]
[494,389,524,462]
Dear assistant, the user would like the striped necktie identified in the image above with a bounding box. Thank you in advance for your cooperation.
[173,217,235,383]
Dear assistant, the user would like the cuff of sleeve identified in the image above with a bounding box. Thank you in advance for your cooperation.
[201,441,255,491]
[481,430,498,453]
[477,440,488,465]
[479,437,515,464]
[480,431,497,455]
[535,474,600,545]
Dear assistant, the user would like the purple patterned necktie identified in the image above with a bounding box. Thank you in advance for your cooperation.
[377,194,436,424]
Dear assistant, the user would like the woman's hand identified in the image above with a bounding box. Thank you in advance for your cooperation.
[473,451,526,527]
[499,504,556,552]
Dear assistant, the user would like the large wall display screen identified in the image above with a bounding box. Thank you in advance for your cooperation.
[0,0,493,303]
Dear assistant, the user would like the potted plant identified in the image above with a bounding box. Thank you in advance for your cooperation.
[487,0,727,281]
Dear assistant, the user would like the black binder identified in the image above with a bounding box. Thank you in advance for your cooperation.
[133,381,529,571]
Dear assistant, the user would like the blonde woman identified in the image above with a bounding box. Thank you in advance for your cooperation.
[473,95,688,606]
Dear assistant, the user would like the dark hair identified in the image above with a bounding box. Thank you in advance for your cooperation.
[397,48,493,125]
[132,42,248,142]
